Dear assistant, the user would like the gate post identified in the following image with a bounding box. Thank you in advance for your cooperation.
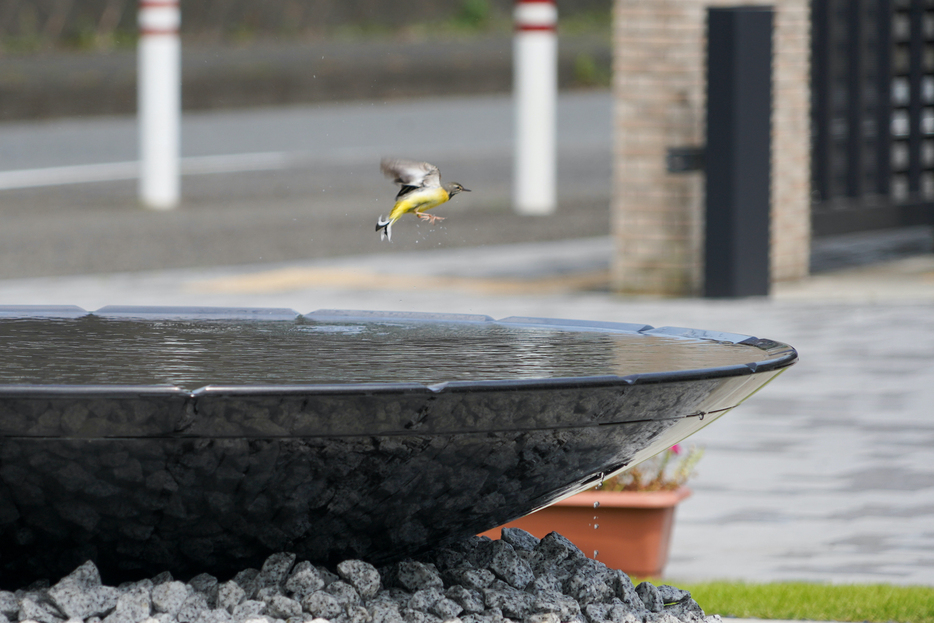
[704,6,773,297]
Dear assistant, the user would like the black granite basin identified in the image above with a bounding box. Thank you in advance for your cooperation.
[0,306,797,585]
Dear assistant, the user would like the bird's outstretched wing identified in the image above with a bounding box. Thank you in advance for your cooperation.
[380,158,441,190]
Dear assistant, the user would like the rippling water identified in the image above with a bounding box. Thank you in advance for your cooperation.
[0,317,768,388]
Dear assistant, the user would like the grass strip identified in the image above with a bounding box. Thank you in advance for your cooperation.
[675,581,934,623]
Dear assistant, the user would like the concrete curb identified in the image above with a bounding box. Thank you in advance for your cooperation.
[0,35,609,121]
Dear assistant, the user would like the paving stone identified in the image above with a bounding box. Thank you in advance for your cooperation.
[326,580,362,607]
[194,609,233,623]
[254,587,281,603]
[231,600,266,620]
[442,569,494,592]
[316,566,339,587]
[605,572,643,613]
[283,562,325,599]
[337,560,382,600]
[562,560,613,606]
[151,572,174,586]
[230,570,261,601]
[528,576,561,595]
[0,592,16,619]
[19,597,64,623]
[216,581,245,614]
[256,554,297,591]
[153,582,191,616]
[369,600,405,623]
[300,591,342,620]
[265,594,302,620]
[188,575,219,608]
[176,593,210,623]
[464,541,495,570]
[48,570,119,621]
[401,608,442,623]
[656,587,690,606]
[635,583,663,614]
[481,586,533,620]
[103,586,152,623]
[535,533,584,566]
[486,541,534,590]
[395,562,444,592]
[500,529,539,553]
[443,587,484,614]
[345,604,373,623]
[407,589,443,614]
[586,602,641,623]
[425,549,467,572]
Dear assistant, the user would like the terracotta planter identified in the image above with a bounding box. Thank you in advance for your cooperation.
[480,487,691,577]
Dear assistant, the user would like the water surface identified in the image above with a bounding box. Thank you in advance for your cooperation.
[0,317,768,388]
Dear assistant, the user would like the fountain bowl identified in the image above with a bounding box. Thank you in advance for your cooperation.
[0,306,796,586]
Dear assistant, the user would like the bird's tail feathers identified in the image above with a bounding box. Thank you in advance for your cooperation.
[375,215,394,241]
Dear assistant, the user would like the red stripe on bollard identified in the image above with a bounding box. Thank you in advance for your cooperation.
[138,0,180,36]
[514,0,558,31]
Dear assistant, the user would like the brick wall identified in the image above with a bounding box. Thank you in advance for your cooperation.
[611,0,810,295]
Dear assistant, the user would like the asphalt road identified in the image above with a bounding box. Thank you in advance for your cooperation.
[0,91,612,279]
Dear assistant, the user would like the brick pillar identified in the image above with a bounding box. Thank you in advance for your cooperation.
[769,0,811,282]
[611,0,811,295]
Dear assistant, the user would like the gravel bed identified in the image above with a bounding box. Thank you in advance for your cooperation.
[0,530,719,623]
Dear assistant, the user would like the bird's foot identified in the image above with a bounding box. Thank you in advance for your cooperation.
[416,212,445,225]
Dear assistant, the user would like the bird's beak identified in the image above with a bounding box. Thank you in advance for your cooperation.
[462,187,471,192]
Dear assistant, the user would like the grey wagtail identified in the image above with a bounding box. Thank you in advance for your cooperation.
[375,158,470,241]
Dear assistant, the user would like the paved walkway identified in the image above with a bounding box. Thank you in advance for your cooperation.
[1,237,932,587]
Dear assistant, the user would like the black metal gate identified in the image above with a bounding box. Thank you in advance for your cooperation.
[811,0,934,236]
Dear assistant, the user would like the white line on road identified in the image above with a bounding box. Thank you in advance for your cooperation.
[0,161,140,190]
[0,142,607,192]
[0,152,298,191]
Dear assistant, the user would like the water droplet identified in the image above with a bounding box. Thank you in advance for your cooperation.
[593,549,599,558]
[593,523,599,530]
[593,501,600,509]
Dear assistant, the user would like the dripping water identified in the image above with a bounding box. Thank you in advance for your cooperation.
[592,490,601,559]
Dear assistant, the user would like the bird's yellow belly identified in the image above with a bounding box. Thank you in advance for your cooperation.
[389,187,449,220]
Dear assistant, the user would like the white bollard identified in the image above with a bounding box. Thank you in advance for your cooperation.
[138,0,181,210]
[513,0,557,216]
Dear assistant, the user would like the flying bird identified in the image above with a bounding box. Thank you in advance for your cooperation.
[375,158,470,241]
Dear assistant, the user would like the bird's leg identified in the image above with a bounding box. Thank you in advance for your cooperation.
[415,210,445,225]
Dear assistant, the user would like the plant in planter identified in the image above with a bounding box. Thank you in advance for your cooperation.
[600,443,704,492]
[480,444,703,577]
